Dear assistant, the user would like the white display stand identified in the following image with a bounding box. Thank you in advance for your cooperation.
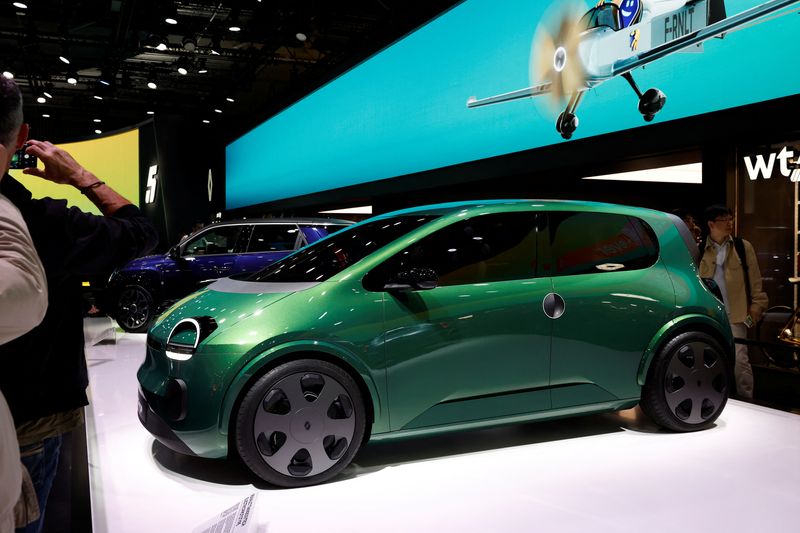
[86,332,800,533]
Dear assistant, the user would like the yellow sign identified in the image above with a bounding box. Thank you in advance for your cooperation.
[9,129,139,215]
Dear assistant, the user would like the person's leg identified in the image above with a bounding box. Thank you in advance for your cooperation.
[16,435,62,533]
[730,322,754,400]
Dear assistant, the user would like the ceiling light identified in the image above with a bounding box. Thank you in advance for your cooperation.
[227,13,241,32]
[214,108,222,113]
[66,72,78,84]
[59,55,70,65]
[93,118,101,123]
[2,71,13,79]
[175,56,191,75]
[43,91,52,99]
[147,81,157,89]
[93,95,103,100]
[37,96,46,104]
[164,5,178,25]
[13,2,27,9]
[155,36,169,51]
[94,129,102,134]
[146,110,155,115]
[197,68,208,74]
[226,97,234,103]
[296,32,307,42]
[41,114,50,118]
[202,119,210,124]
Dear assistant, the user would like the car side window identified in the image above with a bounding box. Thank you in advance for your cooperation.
[247,224,300,253]
[368,212,540,288]
[183,225,245,256]
[541,212,658,276]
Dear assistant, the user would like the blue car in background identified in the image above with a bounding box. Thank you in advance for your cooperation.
[107,218,352,332]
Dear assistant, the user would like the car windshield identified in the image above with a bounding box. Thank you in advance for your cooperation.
[580,4,619,31]
[247,215,439,283]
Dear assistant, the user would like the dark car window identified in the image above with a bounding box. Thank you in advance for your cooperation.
[247,224,300,253]
[248,215,438,283]
[183,224,247,256]
[542,212,658,276]
[365,212,541,289]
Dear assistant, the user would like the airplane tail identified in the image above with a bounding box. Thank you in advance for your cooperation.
[708,0,728,25]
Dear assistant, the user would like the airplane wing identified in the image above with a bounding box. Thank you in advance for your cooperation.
[610,0,800,78]
[466,81,552,108]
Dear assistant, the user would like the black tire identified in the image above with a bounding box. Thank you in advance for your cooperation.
[640,331,730,432]
[115,285,155,333]
[235,359,366,488]
[756,306,799,368]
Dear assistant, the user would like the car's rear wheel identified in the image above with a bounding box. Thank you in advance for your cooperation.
[235,359,366,487]
[116,285,155,333]
[641,331,730,432]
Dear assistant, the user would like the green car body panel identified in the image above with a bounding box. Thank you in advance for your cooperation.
[138,200,732,461]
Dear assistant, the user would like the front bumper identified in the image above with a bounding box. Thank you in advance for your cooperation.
[138,388,195,456]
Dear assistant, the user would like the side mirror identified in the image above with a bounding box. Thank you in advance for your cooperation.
[383,268,438,292]
[168,245,180,260]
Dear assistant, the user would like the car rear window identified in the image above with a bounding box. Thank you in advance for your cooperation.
[541,212,658,276]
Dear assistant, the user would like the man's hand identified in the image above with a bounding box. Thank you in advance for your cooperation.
[750,304,763,324]
[21,140,96,189]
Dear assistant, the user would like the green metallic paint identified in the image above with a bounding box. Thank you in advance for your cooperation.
[137,199,734,460]
[382,277,553,430]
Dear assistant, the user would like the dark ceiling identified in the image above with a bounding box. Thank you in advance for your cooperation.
[0,0,461,144]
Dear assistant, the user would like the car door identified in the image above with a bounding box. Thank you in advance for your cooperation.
[179,223,250,287]
[231,223,301,275]
[541,211,676,407]
[368,212,553,432]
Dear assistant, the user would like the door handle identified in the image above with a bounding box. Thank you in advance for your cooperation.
[542,292,565,319]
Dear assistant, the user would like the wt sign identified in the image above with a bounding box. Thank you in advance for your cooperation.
[743,147,800,182]
[145,164,158,203]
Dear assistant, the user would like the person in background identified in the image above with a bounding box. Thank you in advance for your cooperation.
[671,208,703,246]
[0,77,158,533]
[180,220,205,243]
[699,204,768,401]
[0,138,47,529]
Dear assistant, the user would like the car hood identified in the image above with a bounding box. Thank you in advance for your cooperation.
[150,277,321,342]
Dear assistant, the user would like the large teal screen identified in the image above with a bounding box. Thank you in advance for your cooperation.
[226,0,800,209]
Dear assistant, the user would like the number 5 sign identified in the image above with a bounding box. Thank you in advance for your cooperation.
[145,164,158,204]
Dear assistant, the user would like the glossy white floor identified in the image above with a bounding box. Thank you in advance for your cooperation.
[85,328,800,533]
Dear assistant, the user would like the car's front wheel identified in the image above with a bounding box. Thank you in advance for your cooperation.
[235,359,366,487]
[115,285,155,333]
[641,331,731,432]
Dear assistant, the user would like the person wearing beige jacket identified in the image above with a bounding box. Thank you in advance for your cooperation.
[699,205,768,401]
[0,140,48,533]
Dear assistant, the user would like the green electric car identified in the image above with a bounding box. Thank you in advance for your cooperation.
[138,200,733,487]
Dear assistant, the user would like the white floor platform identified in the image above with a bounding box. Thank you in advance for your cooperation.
[86,331,800,533]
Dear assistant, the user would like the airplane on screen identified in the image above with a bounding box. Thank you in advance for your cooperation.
[466,0,800,139]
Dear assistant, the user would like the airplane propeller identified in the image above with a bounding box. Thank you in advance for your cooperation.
[530,3,586,108]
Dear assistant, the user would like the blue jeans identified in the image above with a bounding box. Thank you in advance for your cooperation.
[17,435,62,533]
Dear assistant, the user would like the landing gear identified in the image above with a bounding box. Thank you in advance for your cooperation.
[556,112,579,139]
[623,72,666,123]
[555,92,584,140]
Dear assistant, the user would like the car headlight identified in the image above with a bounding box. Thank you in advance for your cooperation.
[165,317,218,361]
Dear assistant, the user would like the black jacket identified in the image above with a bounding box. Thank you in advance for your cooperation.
[0,175,158,425]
